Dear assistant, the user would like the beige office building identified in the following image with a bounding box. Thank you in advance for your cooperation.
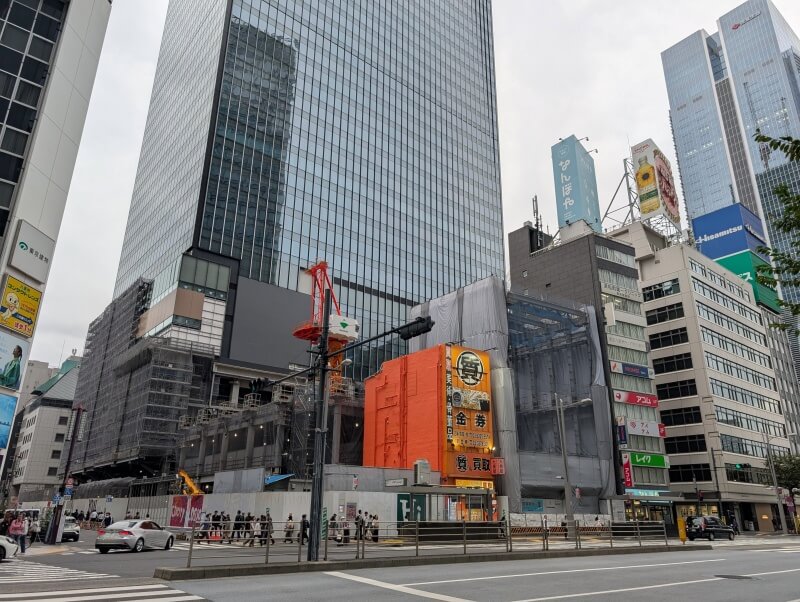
[611,222,792,532]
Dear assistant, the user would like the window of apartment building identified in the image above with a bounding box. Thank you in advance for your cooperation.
[47,467,57,476]
[715,405,785,437]
[689,258,750,301]
[720,433,790,458]
[696,302,766,346]
[692,278,762,325]
[668,463,711,482]
[599,269,639,291]
[54,433,64,442]
[660,406,702,426]
[602,292,642,315]
[606,322,645,340]
[50,449,60,459]
[725,463,771,486]
[665,434,707,454]
[607,344,649,366]
[709,379,781,413]
[705,352,776,390]
[656,379,697,400]
[649,327,689,350]
[632,465,668,486]
[653,353,693,374]
[610,372,655,394]
[645,302,685,326]
[700,326,771,368]
[643,278,680,302]
[58,416,68,425]
[596,244,636,268]
[626,434,662,452]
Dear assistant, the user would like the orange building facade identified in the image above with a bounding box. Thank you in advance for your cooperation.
[363,344,495,488]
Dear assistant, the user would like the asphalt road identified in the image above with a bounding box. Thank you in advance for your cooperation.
[170,546,800,602]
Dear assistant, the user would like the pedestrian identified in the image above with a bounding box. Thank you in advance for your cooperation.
[28,516,41,546]
[89,509,98,528]
[371,515,379,543]
[266,513,275,545]
[300,514,310,545]
[356,510,364,540]
[134,512,140,520]
[125,512,132,519]
[103,512,113,527]
[0,511,11,536]
[330,514,339,545]
[500,511,507,538]
[284,514,295,543]
[234,511,244,540]
[9,513,26,554]
[212,511,220,537]
[199,513,212,543]
[224,512,233,543]
[561,519,567,539]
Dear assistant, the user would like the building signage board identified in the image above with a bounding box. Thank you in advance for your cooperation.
[443,345,494,480]
[0,276,41,338]
[613,390,659,408]
[0,331,29,392]
[631,139,681,226]
[606,333,648,353]
[601,282,643,302]
[716,250,780,313]
[629,452,669,468]
[622,453,634,487]
[609,361,652,379]
[623,417,666,438]
[616,416,628,449]
[9,221,55,284]
[522,498,544,513]
[0,392,16,448]
[692,204,766,261]
[551,135,602,232]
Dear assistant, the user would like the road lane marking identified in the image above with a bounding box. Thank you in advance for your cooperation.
[2,585,170,598]
[402,558,726,586]
[510,577,724,601]
[326,571,475,602]
[745,568,800,577]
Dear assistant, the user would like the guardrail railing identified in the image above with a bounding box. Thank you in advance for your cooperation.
[179,518,669,568]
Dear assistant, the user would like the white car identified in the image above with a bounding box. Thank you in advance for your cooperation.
[62,517,80,542]
[95,520,174,553]
[0,535,19,561]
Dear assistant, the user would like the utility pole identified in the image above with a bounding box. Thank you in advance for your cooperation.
[308,289,331,562]
[556,397,575,540]
[764,431,789,535]
[47,406,83,545]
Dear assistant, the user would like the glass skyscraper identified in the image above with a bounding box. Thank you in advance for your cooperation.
[114,0,505,379]
[662,0,800,375]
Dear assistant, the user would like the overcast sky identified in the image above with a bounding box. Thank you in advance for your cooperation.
[29,0,800,367]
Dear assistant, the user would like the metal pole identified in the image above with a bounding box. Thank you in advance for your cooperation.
[308,290,332,561]
[709,449,721,512]
[186,526,195,568]
[415,521,419,557]
[508,513,513,552]
[635,520,642,547]
[693,476,700,516]
[324,525,328,561]
[557,397,575,540]
[764,432,789,535]
[462,520,467,554]
[297,527,303,562]
[265,528,270,564]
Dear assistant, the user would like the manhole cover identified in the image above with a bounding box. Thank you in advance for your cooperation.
[714,575,754,580]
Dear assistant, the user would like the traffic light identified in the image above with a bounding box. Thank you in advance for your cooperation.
[396,316,435,341]
[734,463,752,470]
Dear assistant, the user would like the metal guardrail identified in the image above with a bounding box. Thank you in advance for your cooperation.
[180,519,670,568]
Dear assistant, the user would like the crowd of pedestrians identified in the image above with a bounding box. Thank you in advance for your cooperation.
[0,510,40,553]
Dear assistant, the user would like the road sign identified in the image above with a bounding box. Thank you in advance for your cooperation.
[64,487,73,497]
[52,494,61,504]
[106,495,113,503]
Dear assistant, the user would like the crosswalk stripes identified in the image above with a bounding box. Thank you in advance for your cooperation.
[0,558,115,584]
[1,583,205,601]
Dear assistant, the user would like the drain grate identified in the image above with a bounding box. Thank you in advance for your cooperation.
[714,575,754,580]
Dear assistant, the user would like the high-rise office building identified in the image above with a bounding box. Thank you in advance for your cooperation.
[0,0,110,480]
[112,0,505,380]
[662,0,800,374]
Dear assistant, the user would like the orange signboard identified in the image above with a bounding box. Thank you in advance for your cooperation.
[443,345,493,481]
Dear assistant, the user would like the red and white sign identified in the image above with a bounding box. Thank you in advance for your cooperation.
[613,390,658,408]
[169,495,188,528]
[622,453,633,488]
[623,418,666,438]
[187,495,204,527]
[490,458,506,476]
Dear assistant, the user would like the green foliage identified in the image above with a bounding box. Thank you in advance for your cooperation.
[771,454,800,493]
[753,133,800,328]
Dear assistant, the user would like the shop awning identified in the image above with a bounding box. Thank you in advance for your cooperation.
[264,473,294,486]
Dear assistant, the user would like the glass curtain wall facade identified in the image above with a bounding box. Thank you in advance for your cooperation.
[114,0,505,380]
[662,0,800,375]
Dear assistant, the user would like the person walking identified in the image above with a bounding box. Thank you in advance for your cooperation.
[224,512,233,543]
[9,513,26,554]
[371,515,379,543]
[234,511,244,540]
[300,514,310,545]
[243,515,257,547]
[265,513,274,545]
[356,510,364,540]
[284,514,295,543]
[199,513,212,543]
[28,516,41,546]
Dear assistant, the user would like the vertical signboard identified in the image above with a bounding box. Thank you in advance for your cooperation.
[0,392,16,448]
[443,345,494,481]
[616,416,629,449]
[551,135,601,232]
[0,331,30,392]
[0,276,41,338]
[631,139,681,225]
[717,250,780,313]
[169,496,188,528]
[622,453,634,487]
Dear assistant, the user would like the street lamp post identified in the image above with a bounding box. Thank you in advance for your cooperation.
[763,431,789,536]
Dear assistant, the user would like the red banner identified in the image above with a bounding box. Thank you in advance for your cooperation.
[622,453,633,488]
[613,389,658,408]
[658,423,667,438]
[490,458,505,476]
[169,495,188,528]
[188,495,204,527]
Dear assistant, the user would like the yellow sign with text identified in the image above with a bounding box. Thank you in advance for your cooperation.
[0,275,41,338]
[677,516,687,544]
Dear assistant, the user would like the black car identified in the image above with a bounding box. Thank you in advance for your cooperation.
[687,516,735,541]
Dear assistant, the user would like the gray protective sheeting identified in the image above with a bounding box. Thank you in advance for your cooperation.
[410,277,522,511]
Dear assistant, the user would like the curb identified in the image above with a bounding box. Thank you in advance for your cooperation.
[154,544,713,581]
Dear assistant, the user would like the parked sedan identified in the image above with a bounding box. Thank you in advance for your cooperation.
[0,535,18,561]
[95,520,174,553]
[687,516,735,541]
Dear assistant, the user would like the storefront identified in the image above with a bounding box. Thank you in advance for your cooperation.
[621,490,679,536]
